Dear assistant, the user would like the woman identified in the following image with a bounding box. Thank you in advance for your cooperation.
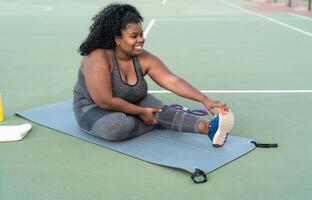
[73,3,234,147]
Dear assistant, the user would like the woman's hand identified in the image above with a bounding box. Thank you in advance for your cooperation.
[139,107,161,126]
[203,99,230,116]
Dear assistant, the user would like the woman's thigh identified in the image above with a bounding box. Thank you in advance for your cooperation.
[74,94,165,141]
[76,106,139,141]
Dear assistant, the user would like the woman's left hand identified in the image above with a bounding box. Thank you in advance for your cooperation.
[203,99,230,116]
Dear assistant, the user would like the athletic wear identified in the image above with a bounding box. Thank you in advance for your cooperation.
[111,49,148,103]
[73,49,203,141]
[208,111,235,147]
[155,105,201,133]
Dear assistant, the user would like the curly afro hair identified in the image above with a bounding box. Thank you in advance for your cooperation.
[79,3,144,56]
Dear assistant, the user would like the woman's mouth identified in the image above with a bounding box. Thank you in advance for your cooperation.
[134,45,143,50]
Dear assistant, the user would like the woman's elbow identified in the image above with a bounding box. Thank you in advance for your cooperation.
[165,76,180,91]
[95,98,113,109]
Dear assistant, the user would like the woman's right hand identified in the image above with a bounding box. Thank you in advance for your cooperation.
[203,99,230,116]
[139,107,161,126]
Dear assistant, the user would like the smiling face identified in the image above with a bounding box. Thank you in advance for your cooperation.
[115,23,145,56]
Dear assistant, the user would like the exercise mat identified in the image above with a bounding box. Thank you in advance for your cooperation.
[16,100,256,183]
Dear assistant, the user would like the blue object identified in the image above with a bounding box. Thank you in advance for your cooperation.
[208,115,219,141]
[16,100,256,183]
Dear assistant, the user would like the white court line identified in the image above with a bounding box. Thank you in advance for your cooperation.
[148,90,312,94]
[161,0,167,5]
[289,13,312,22]
[144,18,156,38]
[219,0,312,37]
[158,17,296,21]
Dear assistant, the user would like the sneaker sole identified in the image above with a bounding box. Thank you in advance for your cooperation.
[212,110,235,147]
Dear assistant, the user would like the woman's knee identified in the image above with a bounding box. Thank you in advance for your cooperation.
[89,113,136,141]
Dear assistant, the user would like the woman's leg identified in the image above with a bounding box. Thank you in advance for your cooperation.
[154,103,208,134]
[73,93,209,141]
[137,94,209,134]
[73,94,150,141]
[148,96,234,147]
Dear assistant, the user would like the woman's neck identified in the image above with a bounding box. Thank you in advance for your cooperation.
[114,47,132,61]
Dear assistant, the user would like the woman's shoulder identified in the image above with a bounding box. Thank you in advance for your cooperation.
[81,49,113,72]
[138,49,160,63]
[84,49,112,61]
[137,50,163,75]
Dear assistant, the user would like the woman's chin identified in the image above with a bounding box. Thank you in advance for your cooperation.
[133,48,143,55]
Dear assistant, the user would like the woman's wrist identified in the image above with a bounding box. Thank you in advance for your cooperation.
[200,95,210,105]
[137,107,147,115]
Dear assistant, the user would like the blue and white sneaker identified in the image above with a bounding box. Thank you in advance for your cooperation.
[208,110,235,147]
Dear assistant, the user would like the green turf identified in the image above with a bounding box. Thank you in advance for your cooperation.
[1,0,312,199]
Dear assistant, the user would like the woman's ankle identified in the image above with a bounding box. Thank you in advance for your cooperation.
[198,120,209,134]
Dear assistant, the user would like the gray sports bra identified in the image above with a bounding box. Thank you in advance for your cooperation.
[74,49,148,105]
[111,49,148,103]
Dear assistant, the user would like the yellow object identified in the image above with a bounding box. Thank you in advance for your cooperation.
[0,93,4,122]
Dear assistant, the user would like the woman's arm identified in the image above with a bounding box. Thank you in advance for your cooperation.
[142,51,227,115]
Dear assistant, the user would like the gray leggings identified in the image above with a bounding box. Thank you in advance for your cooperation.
[73,94,202,141]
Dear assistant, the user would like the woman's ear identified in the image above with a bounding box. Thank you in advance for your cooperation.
[115,36,122,47]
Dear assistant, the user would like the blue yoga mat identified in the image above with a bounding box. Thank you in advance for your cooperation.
[16,100,256,183]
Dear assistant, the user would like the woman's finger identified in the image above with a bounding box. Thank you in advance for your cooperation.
[223,104,230,112]
[152,108,162,113]
[214,101,222,107]
[219,104,230,114]
[152,119,158,125]
[208,107,216,116]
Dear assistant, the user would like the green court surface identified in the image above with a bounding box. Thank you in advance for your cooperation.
[1,0,312,199]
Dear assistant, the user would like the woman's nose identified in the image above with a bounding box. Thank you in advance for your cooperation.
[138,36,144,43]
